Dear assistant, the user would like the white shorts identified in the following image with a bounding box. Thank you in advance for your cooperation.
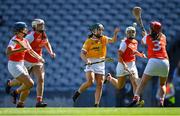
[116,61,139,78]
[8,61,29,78]
[84,58,105,75]
[24,61,43,70]
[144,58,169,77]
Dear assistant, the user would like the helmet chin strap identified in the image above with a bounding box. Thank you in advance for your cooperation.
[127,35,135,39]
[95,34,102,38]
[128,37,134,39]
[20,31,27,37]
[37,30,44,33]
[92,32,102,38]
[150,32,159,40]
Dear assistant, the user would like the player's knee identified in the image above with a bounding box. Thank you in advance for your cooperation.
[37,76,44,84]
[96,84,103,89]
[97,80,103,87]
[117,84,123,90]
[23,90,30,95]
[88,81,94,86]
[26,80,34,89]
[160,84,166,90]
[87,80,94,86]
[96,82,103,90]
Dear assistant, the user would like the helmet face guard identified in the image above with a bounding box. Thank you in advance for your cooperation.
[89,23,104,38]
[125,26,136,39]
[32,19,45,32]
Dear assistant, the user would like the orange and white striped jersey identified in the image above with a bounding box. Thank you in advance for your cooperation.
[142,33,168,59]
[82,36,110,58]
[119,38,138,63]
[7,35,29,62]
[25,31,48,63]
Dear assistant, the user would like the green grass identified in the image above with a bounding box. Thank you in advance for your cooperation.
[0,108,179,116]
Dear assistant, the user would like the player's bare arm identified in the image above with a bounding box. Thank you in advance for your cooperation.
[28,49,45,63]
[80,50,91,65]
[108,27,120,43]
[142,31,147,37]
[6,47,27,56]
[45,40,56,58]
[118,50,128,70]
[26,40,45,63]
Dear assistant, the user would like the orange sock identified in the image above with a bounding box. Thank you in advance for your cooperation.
[133,95,140,102]
[37,96,43,102]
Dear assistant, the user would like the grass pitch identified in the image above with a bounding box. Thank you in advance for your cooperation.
[0,108,179,116]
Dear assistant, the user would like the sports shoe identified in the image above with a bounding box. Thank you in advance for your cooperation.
[36,101,47,107]
[94,104,99,107]
[10,90,18,104]
[72,91,80,102]
[159,99,164,107]
[5,79,11,94]
[137,100,145,107]
[16,103,24,108]
[127,96,140,107]
[127,99,138,107]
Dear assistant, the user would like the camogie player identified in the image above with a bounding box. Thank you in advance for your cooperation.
[105,24,146,106]
[72,23,120,107]
[24,19,56,107]
[129,21,169,107]
[6,22,45,107]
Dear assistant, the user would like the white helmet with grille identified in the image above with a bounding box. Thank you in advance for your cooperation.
[125,23,137,38]
[32,19,45,31]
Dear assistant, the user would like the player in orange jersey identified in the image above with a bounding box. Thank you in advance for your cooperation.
[105,24,146,106]
[24,19,55,107]
[129,21,169,107]
[6,22,45,107]
[72,23,120,107]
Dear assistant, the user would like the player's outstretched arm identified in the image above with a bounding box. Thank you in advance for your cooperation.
[108,27,120,43]
[28,49,45,63]
[6,47,27,56]
[45,40,56,58]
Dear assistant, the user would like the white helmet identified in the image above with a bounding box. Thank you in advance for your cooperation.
[32,19,45,31]
[125,23,137,38]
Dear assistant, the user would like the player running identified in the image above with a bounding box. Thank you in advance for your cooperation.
[72,23,120,107]
[24,19,56,107]
[128,21,169,107]
[105,24,146,106]
[5,22,45,107]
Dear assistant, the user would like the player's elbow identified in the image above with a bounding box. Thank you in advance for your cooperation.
[110,38,117,43]
[80,50,87,59]
[6,48,11,57]
[141,40,145,45]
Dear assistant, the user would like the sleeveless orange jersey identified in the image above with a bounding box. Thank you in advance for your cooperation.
[145,34,168,59]
[25,31,48,63]
[120,38,138,63]
[82,36,109,58]
[8,35,29,62]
